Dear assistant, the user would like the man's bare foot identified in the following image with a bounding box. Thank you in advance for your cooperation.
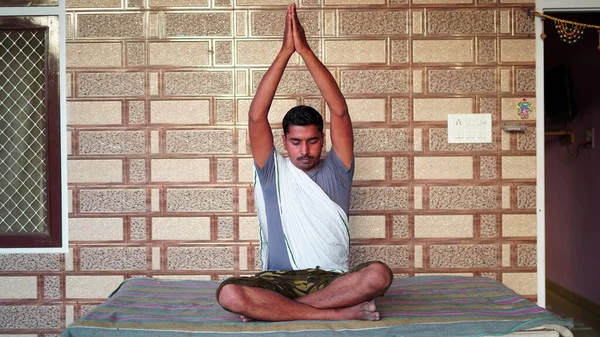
[340,301,380,321]
[238,302,379,322]
[240,315,255,322]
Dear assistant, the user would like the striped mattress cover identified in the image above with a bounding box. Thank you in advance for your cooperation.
[62,275,574,337]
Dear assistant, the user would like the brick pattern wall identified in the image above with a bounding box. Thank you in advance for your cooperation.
[0,0,537,334]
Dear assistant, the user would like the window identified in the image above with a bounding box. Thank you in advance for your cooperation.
[0,8,66,250]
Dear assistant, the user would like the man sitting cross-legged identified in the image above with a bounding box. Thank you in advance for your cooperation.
[216,3,393,322]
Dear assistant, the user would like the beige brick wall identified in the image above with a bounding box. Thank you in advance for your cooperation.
[0,0,538,333]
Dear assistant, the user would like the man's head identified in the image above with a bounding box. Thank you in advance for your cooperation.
[282,105,324,172]
[282,105,324,134]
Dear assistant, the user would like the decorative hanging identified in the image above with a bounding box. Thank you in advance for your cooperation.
[517,98,532,120]
[554,20,585,44]
[540,17,546,39]
[528,10,600,51]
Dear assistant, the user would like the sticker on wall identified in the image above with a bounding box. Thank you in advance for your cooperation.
[517,98,532,119]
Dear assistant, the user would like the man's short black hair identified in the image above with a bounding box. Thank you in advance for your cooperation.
[282,105,324,135]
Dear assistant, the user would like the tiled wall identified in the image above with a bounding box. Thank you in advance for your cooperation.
[0,0,537,334]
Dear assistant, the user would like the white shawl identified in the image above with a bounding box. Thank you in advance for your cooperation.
[254,151,350,272]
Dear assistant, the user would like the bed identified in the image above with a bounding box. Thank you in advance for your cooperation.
[62,275,573,337]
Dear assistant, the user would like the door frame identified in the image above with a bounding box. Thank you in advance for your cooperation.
[535,0,599,307]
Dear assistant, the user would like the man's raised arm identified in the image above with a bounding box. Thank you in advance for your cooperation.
[248,5,295,169]
[291,4,353,169]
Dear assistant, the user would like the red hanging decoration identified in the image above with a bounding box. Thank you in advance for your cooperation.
[554,21,585,44]
[528,10,600,51]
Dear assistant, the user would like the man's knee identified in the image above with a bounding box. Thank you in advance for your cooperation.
[362,262,393,292]
[217,284,244,312]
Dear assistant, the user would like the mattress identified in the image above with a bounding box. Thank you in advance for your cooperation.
[62,275,574,337]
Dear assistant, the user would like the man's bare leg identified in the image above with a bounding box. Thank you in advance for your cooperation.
[218,284,379,322]
[217,262,392,322]
[297,262,392,309]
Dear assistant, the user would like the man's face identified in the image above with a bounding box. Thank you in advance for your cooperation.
[283,124,324,172]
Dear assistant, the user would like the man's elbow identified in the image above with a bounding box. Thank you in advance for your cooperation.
[248,113,268,124]
[330,107,350,118]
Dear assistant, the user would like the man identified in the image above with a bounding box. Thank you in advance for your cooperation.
[216,3,392,322]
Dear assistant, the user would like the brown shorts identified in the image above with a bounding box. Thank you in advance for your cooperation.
[216,261,392,300]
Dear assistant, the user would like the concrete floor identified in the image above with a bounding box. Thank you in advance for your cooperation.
[546,288,600,337]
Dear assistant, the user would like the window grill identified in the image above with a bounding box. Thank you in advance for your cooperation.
[0,28,49,234]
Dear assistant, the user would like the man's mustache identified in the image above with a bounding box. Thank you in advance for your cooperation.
[297,155,314,161]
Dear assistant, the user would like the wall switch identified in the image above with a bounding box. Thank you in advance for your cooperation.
[447,114,492,143]
[585,127,595,148]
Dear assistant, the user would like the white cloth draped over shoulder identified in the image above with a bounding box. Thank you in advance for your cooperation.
[254,151,350,273]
